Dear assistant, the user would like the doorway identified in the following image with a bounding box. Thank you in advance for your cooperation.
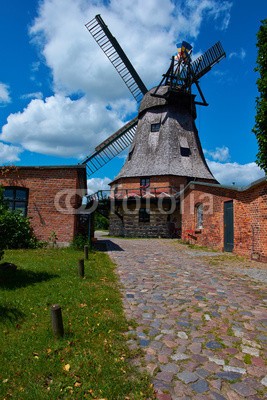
[224,200,234,252]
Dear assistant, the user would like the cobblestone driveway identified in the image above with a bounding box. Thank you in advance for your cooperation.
[97,233,267,399]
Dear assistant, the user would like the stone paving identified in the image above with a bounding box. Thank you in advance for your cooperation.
[97,233,267,399]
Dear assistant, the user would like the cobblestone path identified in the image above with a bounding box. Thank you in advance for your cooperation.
[98,234,267,399]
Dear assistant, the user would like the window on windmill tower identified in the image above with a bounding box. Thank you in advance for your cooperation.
[140,177,150,188]
[151,123,161,132]
[195,203,203,229]
[3,187,29,217]
[180,137,191,157]
[180,147,191,156]
[139,207,150,223]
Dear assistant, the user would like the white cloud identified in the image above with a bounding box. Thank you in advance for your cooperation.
[0,142,22,164]
[207,160,265,186]
[20,92,43,100]
[28,0,232,96]
[87,177,111,194]
[229,48,246,60]
[0,83,11,104]
[1,0,233,161]
[1,95,123,157]
[180,0,232,37]
[204,146,230,162]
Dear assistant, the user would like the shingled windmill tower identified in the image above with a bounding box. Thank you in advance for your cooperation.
[83,16,226,237]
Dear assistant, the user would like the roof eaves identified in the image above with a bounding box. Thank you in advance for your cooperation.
[177,175,267,197]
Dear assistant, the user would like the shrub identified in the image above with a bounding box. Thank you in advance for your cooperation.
[71,234,90,250]
[0,185,38,251]
[0,211,38,249]
[0,187,7,260]
[95,212,109,230]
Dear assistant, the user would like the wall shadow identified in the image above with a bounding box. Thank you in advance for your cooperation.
[94,239,124,252]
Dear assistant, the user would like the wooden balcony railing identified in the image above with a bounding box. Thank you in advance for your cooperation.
[86,186,180,204]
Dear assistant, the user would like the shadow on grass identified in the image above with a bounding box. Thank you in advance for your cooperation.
[0,265,59,290]
[0,305,25,324]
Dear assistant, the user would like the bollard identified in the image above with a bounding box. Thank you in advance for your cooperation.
[51,304,64,338]
[84,245,89,260]
[78,259,84,277]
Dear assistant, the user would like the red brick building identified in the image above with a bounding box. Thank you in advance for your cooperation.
[181,177,267,262]
[0,165,88,246]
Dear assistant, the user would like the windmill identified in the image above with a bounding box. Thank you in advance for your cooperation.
[82,15,226,238]
[81,15,225,177]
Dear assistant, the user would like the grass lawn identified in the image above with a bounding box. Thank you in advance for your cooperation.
[0,248,155,399]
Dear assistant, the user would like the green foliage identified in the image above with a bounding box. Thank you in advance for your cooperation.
[0,185,38,251]
[0,248,155,399]
[71,233,90,250]
[0,211,38,249]
[95,211,109,230]
[253,19,267,173]
[0,187,7,260]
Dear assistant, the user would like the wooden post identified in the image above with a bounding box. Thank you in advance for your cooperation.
[84,245,89,260]
[51,304,64,338]
[78,259,84,277]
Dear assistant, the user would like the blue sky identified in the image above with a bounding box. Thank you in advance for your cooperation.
[0,0,266,191]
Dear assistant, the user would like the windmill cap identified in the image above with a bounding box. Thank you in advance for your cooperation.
[139,86,196,119]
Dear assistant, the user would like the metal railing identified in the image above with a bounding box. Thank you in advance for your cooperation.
[86,186,180,203]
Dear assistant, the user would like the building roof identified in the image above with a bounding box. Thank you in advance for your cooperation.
[179,175,267,197]
[0,164,86,170]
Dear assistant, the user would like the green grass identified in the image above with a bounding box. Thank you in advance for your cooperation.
[0,248,155,400]
[243,353,252,365]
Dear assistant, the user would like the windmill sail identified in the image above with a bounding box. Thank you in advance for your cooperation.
[81,117,138,175]
[85,15,148,103]
[181,42,226,84]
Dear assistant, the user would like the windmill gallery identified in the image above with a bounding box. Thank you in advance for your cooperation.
[0,15,266,261]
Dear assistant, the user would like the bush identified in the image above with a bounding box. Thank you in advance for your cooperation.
[71,234,90,250]
[0,211,39,249]
[0,185,38,251]
[95,212,109,230]
[0,187,7,260]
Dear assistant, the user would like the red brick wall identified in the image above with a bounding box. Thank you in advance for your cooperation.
[181,181,267,262]
[0,166,87,245]
[234,184,267,261]
[110,175,188,193]
[181,186,232,250]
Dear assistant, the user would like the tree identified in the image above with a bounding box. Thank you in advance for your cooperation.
[253,19,267,173]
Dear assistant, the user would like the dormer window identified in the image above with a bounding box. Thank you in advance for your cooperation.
[180,136,190,157]
[180,147,191,157]
[151,123,161,132]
